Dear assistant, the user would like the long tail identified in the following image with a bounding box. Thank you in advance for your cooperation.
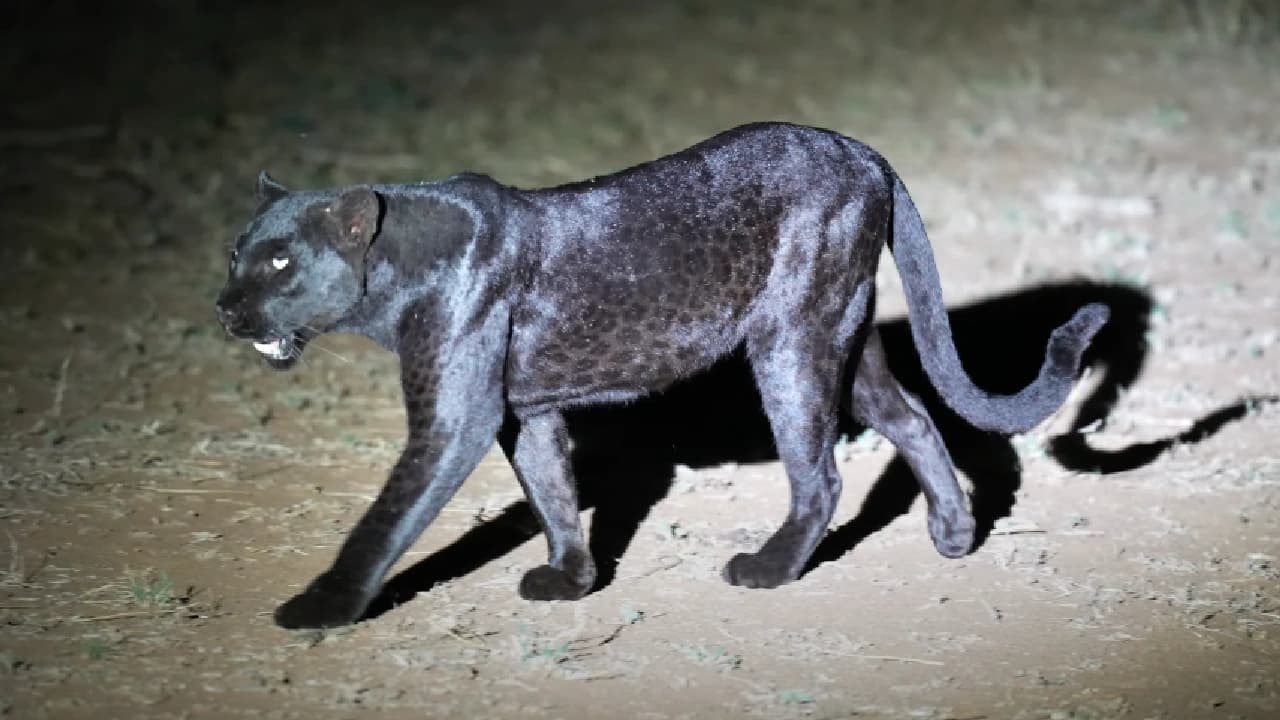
[888,174,1110,434]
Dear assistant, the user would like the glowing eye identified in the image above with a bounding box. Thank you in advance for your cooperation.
[271,257,290,270]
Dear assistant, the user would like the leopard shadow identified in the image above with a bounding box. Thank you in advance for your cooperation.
[370,280,1250,617]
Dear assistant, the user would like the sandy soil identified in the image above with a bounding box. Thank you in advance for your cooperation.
[2,1,1278,718]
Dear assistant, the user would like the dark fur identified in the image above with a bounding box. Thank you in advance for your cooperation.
[214,122,1108,629]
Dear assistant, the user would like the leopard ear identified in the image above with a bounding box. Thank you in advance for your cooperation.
[324,187,380,252]
[256,171,288,203]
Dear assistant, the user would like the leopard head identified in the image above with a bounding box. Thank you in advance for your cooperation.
[215,172,380,370]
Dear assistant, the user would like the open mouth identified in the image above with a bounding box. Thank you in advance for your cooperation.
[252,337,293,361]
[247,330,310,369]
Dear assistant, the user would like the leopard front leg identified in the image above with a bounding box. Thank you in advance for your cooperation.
[273,434,494,628]
[275,312,508,629]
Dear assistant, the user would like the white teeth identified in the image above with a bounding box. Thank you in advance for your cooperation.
[253,339,288,359]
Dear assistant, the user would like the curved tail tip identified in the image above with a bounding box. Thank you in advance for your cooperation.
[1048,302,1110,372]
[1070,299,1111,338]
[1073,302,1111,337]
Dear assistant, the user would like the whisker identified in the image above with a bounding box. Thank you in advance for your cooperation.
[306,341,353,364]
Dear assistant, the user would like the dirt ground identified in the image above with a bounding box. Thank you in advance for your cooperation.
[2,1,1278,718]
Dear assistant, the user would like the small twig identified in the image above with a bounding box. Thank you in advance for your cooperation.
[321,491,377,501]
[821,651,944,666]
[625,555,682,580]
[577,623,628,650]
[716,624,747,644]
[79,584,124,599]
[50,352,72,418]
[186,459,228,468]
[5,531,22,578]
[446,628,490,647]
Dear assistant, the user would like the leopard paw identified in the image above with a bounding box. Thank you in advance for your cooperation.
[721,552,798,589]
[928,505,976,559]
[274,575,370,629]
[518,565,593,601]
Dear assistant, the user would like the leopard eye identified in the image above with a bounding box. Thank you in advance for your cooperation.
[271,256,290,271]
